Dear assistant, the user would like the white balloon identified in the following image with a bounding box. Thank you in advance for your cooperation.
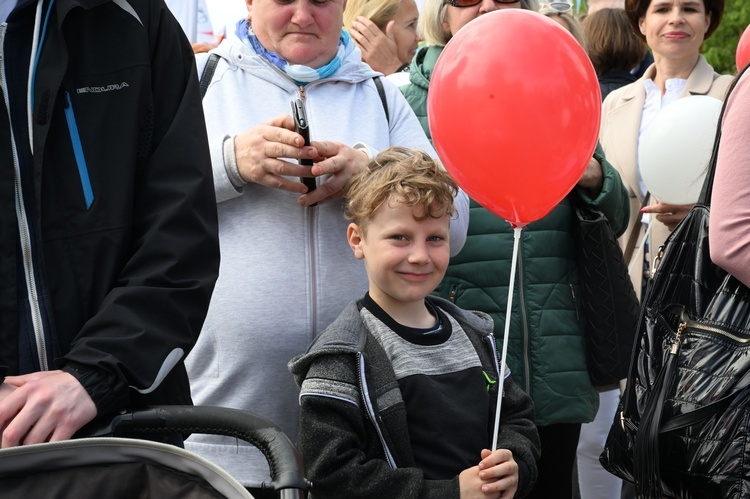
[638,95,723,205]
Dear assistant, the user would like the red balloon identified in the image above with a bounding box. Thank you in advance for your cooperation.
[428,10,601,227]
[737,24,750,71]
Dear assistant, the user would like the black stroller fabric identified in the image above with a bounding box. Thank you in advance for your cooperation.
[0,437,252,499]
[0,406,310,499]
[1,461,227,498]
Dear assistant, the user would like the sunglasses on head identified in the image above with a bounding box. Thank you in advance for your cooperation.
[542,1,573,12]
[445,0,520,7]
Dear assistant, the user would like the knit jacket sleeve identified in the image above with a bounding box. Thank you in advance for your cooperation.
[296,353,460,499]
[495,374,541,498]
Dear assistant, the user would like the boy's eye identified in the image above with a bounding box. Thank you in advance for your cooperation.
[390,234,406,241]
[427,235,445,242]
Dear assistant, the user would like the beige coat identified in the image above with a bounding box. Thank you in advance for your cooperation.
[599,55,732,297]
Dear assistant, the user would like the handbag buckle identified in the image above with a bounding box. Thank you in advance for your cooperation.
[651,246,665,278]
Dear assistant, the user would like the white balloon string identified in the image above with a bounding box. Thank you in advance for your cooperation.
[627,222,654,276]
[492,225,522,451]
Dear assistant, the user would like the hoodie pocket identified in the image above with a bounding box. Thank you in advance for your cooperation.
[63,91,94,209]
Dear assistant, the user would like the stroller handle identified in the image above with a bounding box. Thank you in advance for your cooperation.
[111,406,311,498]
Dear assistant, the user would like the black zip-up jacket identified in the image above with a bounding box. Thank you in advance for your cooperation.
[0,0,219,418]
[289,297,541,498]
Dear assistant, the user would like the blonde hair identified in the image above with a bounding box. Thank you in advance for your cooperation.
[344,0,403,32]
[345,147,458,232]
[539,6,588,52]
[419,0,540,47]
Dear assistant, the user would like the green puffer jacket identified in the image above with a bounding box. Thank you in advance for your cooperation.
[400,45,631,426]
[399,46,441,141]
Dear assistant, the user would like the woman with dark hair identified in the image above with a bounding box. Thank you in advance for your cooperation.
[599,0,731,300]
[599,5,729,497]
[583,8,648,100]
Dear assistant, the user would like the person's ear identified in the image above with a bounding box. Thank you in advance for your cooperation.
[384,20,396,38]
[638,16,645,35]
[347,223,365,260]
[703,11,711,34]
[246,0,253,16]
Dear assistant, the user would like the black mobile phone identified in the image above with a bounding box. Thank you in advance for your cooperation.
[291,99,316,196]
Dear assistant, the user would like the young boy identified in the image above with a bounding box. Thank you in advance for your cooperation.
[288,147,540,499]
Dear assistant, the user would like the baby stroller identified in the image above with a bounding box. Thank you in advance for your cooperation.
[0,406,310,499]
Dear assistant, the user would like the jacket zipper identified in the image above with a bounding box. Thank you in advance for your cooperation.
[569,283,579,320]
[63,91,94,208]
[487,335,507,383]
[356,352,397,468]
[307,193,317,339]
[299,87,318,340]
[1,23,48,371]
[658,311,750,352]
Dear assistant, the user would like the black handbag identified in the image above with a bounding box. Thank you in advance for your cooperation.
[600,70,750,498]
[572,205,640,386]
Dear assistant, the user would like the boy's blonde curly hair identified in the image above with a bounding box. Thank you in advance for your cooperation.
[344,147,458,232]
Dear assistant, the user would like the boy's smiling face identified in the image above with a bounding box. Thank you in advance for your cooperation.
[347,197,451,318]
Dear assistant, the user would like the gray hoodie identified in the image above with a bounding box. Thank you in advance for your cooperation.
[184,33,469,486]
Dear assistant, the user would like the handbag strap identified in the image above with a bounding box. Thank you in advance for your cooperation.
[660,368,750,433]
[623,192,650,265]
[199,53,221,99]
[697,63,750,208]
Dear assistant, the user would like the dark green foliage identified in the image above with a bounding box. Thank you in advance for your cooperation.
[702,0,750,75]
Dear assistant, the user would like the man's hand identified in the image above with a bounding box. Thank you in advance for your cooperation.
[298,141,369,207]
[0,371,97,448]
[349,17,403,75]
[234,114,320,194]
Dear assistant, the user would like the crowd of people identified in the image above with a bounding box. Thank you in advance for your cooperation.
[0,0,746,498]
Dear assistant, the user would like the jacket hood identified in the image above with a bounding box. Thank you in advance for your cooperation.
[288,301,364,385]
[213,32,381,89]
[408,45,444,92]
